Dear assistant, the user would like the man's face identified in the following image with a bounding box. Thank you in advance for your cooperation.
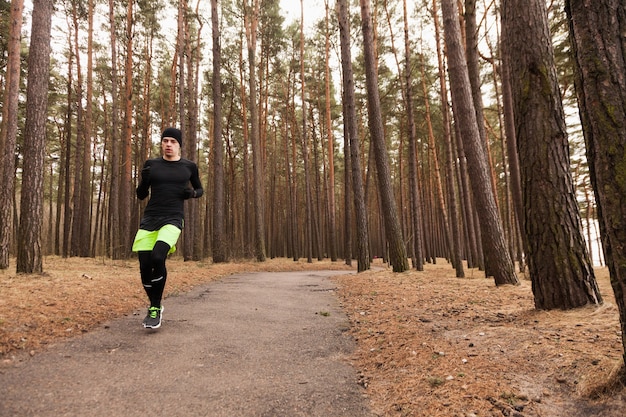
[161,137,180,159]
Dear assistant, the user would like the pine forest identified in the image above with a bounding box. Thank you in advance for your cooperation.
[1,0,626,386]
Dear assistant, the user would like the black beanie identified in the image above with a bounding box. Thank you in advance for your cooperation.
[161,127,182,147]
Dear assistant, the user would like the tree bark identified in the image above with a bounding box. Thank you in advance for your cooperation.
[338,0,369,272]
[465,0,499,209]
[441,0,518,285]
[17,0,53,274]
[108,0,122,260]
[0,0,24,269]
[403,0,424,271]
[565,0,626,370]
[501,54,525,270]
[178,0,192,260]
[359,0,408,272]
[502,0,601,307]
[119,0,134,258]
[323,0,337,262]
[188,0,204,260]
[211,0,227,263]
[69,1,86,258]
[300,0,313,263]
[72,0,93,257]
[421,55,463,277]
[245,0,266,261]
[237,36,252,257]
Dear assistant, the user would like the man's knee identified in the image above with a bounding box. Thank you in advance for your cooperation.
[150,241,170,270]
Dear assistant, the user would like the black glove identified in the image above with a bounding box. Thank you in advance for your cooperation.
[183,188,195,199]
[141,166,151,182]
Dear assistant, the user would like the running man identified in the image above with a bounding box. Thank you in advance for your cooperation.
[132,127,203,329]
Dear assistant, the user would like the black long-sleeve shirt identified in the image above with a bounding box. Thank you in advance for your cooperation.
[136,157,203,231]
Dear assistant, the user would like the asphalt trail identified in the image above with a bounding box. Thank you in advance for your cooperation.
[0,270,375,417]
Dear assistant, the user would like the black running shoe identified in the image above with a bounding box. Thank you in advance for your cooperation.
[142,306,163,329]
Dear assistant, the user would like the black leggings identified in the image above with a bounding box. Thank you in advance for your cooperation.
[138,241,171,308]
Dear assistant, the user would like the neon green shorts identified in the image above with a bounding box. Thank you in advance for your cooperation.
[132,224,181,254]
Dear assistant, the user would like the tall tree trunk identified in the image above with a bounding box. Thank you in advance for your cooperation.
[423,55,464,276]
[311,112,324,261]
[432,0,479,269]
[54,122,65,256]
[324,0,337,262]
[384,0,423,271]
[485,19,513,254]
[282,82,299,261]
[62,47,73,258]
[0,0,24,269]
[189,1,204,260]
[245,0,266,261]
[92,125,108,256]
[401,0,424,271]
[465,0,499,209]
[501,0,601,306]
[119,0,134,259]
[238,36,252,257]
[70,0,85,258]
[464,0,500,276]
[108,0,122,260]
[338,0,369,272]
[342,96,352,266]
[77,0,94,257]
[441,0,518,285]
[565,0,626,372]
[421,54,463,276]
[211,0,227,263]
[17,0,53,273]
[300,0,313,263]
[178,0,192,260]
[428,2,464,275]
[501,53,525,270]
[359,0,408,272]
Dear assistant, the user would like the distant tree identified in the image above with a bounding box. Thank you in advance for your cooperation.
[69,0,93,257]
[178,0,190,259]
[464,0,498,208]
[299,0,313,263]
[427,1,462,276]
[244,0,266,261]
[83,0,95,257]
[464,0,500,274]
[566,0,626,376]
[323,0,337,262]
[431,0,480,270]
[61,34,73,258]
[107,0,122,259]
[182,0,203,261]
[360,0,408,272]
[387,0,425,271]
[0,0,23,269]
[404,1,426,271]
[421,56,462,277]
[501,54,525,272]
[501,0,602,307]
[17,0,53,273]
[119,0,135,258]
[441,0,518,286]
[211,0,227,263]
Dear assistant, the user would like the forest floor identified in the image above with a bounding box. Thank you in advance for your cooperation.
[1,256,625,416]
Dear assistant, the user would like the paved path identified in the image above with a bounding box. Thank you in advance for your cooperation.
[0,271,375,417]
